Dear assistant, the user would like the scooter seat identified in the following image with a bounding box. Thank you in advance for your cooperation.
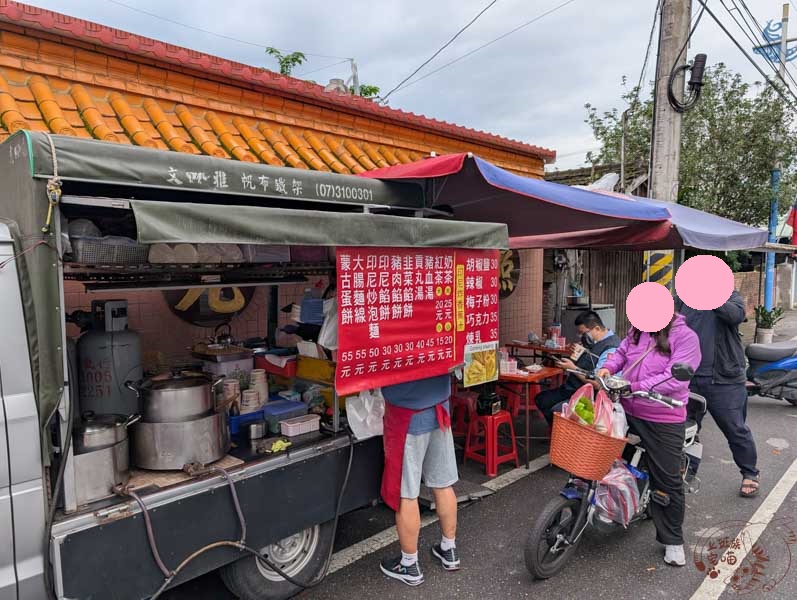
[746,341,797,362]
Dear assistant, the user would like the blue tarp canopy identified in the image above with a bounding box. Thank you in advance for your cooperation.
[361,153,771,252]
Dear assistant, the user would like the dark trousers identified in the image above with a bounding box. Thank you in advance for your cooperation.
[536,387,571,425]
[691,377,759,479]
[626,415,686,546]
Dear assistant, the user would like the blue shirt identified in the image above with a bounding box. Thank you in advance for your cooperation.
[595,330,617,369]
[382,374,451,435]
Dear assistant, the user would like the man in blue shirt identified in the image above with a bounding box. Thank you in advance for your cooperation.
[536,311,621,425]
[378,373,459,586]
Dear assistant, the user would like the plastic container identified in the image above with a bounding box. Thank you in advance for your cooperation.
[202,357,254,378]
[250,369,269,406]
[280,414,321,437]
[296,356,335,384]
[229,407,266,436]
[255,355,298,378]
[240,389,261,415]
[240,245,291,263]
[71,235,149,265]
[262,399,308,434]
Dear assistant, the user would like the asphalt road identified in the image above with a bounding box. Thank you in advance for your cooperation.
[165,392,797,600]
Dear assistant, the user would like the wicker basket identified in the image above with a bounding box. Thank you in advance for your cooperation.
[71,235,149,265]
[550,413,627,480]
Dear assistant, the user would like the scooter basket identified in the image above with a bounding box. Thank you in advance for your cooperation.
[550,413,627,480]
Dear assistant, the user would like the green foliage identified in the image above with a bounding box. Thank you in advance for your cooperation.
[685,249,754,273]
[754,305,784,328]
[355,84,381,99]
[585,64,797,226]
[265,47,307,76]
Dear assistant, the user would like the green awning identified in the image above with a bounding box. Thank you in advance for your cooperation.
[131,200,509,249]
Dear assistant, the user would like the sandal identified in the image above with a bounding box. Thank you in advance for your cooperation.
[739,476,760,498]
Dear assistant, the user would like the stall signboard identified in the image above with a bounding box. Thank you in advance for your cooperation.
[335,247,500,395]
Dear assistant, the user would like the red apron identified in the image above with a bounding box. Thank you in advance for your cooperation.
[380,402,451,511]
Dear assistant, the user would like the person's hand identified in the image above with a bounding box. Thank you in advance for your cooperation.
[596,368,611,380]
[557,358,576,370]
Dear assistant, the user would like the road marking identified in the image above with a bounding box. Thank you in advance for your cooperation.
[690,456,797,600]
[327,454,550,574]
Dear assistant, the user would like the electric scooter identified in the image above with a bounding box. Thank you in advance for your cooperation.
[745,340,797,406]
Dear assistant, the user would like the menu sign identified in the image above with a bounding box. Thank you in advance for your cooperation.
[335,247,499,395]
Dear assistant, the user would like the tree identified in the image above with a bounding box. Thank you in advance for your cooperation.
[585,64,797,226]
[265,47,306,76]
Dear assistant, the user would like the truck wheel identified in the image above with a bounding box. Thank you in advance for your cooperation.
[220,520,335,600]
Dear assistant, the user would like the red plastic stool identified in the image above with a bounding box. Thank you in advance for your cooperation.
[463,410,519,477]
[451,392,476,438]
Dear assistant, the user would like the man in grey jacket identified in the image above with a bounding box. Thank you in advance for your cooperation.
[676,290,760,497]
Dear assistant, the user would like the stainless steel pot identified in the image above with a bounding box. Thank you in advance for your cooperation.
[73,439,130,506]
[127,374,223,423]
[74,411,140,455]
[131,411,230,470]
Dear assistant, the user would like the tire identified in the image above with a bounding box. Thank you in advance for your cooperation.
[524,496,584,580]
[220,520,336,600]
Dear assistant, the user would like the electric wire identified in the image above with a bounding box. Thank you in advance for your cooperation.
[729,0,797,94]
[696,0,797,110]
[296,59,351,78]
[630,0,664,114]
[106,0,350,60]
[667,4,707,112]
[379,0,499,104]
[389,0,579,96]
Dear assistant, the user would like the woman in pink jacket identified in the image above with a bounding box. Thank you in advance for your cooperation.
[597,313,701,568]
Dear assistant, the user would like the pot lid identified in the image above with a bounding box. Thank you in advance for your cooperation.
[77,411,127,434]
[144,374,210,391]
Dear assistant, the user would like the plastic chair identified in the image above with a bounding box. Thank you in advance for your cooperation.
[463,410,519,477]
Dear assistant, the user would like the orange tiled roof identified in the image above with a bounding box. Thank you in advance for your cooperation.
[0,1,553,177]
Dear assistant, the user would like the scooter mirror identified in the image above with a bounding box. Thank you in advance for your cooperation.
[671,363,695,382]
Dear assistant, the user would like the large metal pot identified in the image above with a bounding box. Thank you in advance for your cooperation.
[73,439,130,506]
[73,411,140,455]
[131,411,230,470]
[127,374,223,423]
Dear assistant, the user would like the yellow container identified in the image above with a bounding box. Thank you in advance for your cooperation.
[296,356,336,385]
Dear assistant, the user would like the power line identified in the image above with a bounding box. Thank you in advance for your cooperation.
[390,0,578,96]
[296,59,351,78]
[379,0,499,104]
[696,0,797,109]
[630,0,663,113]
[733,0,797,92]
[106,0,350,60]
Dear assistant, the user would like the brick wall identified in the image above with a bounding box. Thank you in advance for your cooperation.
[734,270,762,316]
[64,277,332,366]
[500,249,543,344]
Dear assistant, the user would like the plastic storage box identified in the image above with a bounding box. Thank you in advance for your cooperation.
[280,414,321,437]
[71,235,149,265]
[262,400,308,434]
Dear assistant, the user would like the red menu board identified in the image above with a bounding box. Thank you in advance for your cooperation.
[335,247,500,396]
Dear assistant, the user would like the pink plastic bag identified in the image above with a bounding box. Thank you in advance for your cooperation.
[593,459,640,527]
[592,389,613,434]
[561,384,594,426]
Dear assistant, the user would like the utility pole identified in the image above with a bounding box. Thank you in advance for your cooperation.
[645,0,693,289]
[765,3,790,311]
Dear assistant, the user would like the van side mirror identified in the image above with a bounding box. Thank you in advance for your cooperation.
[671,363,694,382]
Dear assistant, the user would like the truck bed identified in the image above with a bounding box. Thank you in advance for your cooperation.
[50,433,382,600]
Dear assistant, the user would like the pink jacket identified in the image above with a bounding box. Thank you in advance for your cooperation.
[602,314,701,424]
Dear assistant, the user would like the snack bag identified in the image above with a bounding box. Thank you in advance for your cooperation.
[561,383,595,426]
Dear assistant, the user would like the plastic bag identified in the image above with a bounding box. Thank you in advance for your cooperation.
[611,402,629,439]
[592,389,613,434]
[593,460,640,527]
[345,389,385,440]
[562,383,594,425]
[317,298,338,350]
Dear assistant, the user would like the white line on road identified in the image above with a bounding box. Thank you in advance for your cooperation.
[327,454,551,574]
[690,456,797,600]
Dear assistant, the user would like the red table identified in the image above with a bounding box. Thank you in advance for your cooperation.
[498,366,564,468]
[506,342,570,362]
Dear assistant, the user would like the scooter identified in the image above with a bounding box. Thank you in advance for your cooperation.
[745,340,797,406]
[524,364,706,580]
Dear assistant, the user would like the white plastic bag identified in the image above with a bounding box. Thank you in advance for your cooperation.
[593,460,640,527]
[317,298,338,350]
[611,402,629,439]
[345,389,385,440]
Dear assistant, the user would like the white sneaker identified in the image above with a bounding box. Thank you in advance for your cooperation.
[664,544,686,567]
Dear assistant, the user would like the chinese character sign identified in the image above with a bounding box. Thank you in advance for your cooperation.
[335,247,500,395]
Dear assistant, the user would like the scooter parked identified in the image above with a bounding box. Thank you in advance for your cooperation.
[745,340,797,406]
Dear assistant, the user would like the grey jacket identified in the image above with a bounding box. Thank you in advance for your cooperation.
[675,290,747,384]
